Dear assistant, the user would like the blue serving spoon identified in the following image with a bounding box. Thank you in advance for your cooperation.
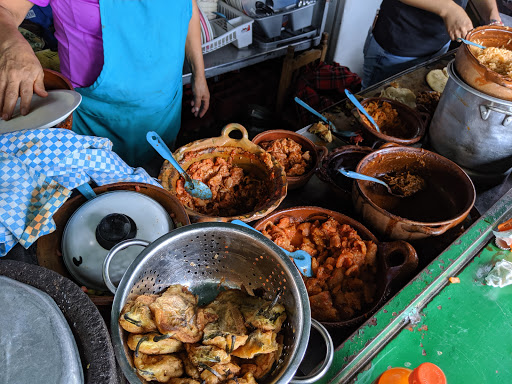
[457,37,486,49]
[231,219,313,277]
[294,96,357,138]
[147,131,213,200]
[338,167,406,198]
[344,89,381,133]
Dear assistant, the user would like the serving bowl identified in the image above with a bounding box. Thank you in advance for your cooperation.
[252,129,328,190]
[105,222,333,384]
[159,123,287,223]
[253,206,418,330]
[353,146,475,241]
[43,68,75,129]
[454,25,512,100]
[356,97,427,146]
[316,145,373,205]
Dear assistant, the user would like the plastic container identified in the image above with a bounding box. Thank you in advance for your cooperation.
[374,363,447,384]
[201,1,253,54]
[252,3,316,38]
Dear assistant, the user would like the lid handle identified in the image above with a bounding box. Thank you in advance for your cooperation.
[96,213,137,250]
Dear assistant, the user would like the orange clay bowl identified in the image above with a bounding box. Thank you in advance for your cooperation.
[253,206,418,330]
[36,182,190,309]
[454,25,512,100]
[252,130,328,190]
[159,123,288,223]
[356,97,427,146]
[43,68,75,130]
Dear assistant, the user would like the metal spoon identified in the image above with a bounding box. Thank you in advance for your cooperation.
[338,168,406,198]
[146,131,213,200]
[231,220,313,277]
[344,89,381,133]
[457,37,486,49]
[294,97,357,138]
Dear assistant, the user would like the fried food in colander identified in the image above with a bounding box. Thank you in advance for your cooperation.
[260,217,378,322]
[175,157,268,217]
[260,138,312,177]
[119,285,287,383]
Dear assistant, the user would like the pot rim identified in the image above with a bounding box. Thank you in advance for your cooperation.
[355,146,476,226]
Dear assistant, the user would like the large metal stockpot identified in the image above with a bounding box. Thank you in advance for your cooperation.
[429,61,512,184]
[104,222,333,384]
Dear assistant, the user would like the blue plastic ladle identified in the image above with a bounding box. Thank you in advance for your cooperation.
[338,167,405,197]
[231,220,313,277]
[457,37,486,49]
[146,131,213,200]
[344,89,381,133]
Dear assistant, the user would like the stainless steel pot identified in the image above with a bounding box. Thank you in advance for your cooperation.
[103,222,333,384]
[429,61,512,182]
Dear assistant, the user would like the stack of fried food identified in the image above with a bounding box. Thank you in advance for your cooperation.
[119,285,287,383]
[260,138,311,177]
[260,217,378,322]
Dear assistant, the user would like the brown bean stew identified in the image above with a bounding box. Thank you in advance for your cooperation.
[260,217,378,322]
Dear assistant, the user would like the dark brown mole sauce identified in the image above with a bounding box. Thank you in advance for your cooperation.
[368,180,458,222]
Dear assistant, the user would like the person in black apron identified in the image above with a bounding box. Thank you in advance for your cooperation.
[0,0,210,168]
[362,0,502,89]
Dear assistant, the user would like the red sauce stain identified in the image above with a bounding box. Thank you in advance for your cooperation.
[437,305,442,310]
[422,349,427,356]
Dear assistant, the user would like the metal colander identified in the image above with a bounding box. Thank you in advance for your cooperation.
[105,222,330,384]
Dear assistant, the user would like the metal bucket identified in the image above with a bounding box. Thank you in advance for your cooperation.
[429,60,512,184]
[104,222,333,384]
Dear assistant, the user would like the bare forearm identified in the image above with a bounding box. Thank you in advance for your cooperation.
[0,3,31,51]
[185,0,205,79]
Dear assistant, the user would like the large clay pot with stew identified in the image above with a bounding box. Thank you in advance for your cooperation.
[353,146,475,241]
[454,25,512,100]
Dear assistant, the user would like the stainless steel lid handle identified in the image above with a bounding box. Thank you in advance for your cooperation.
[102,239,150,294]
[290,318,334,384]
[480,104,512,126]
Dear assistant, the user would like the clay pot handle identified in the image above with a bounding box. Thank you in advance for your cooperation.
[378,240,418,285]
[221,123,250,141]
[401,222,452,236]
[418,111,430,128]
[315,145,329,164]
[378,142,402,149]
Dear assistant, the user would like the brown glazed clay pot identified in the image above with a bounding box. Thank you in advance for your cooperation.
[43,68,75,130]
[316,145,373,205]
[36,182,190,308]
[253,206,418,330]
[454,25,512,100]
[356,97,427,146]
[252,129,328,190]
[353,146,476,241]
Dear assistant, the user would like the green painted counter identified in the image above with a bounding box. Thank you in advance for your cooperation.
[314,188,512,384]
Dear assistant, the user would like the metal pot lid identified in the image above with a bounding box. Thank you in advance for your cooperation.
[62,190,174,291]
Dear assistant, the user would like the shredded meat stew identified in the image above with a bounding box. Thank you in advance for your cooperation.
[260,138,312,177]
[260,217,378,322]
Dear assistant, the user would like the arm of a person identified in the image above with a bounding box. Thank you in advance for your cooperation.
[0,0,47,120]
[399,0,474,40]
[471,0,501,24]
[185,0,209,118]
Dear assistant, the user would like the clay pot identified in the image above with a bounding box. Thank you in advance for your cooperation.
[353,146,475,241]
[356,97,427,146]
[36,182,190,308]
[252,129,328,190]
[159,124,287,223]
[253,206,418,330]
[316,145,373,205]
[454,25,512,100]
[43,68,75,130]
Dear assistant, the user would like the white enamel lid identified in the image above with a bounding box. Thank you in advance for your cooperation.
[61,190,174,292]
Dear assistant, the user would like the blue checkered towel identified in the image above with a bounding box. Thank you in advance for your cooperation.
[0,128,161,256]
